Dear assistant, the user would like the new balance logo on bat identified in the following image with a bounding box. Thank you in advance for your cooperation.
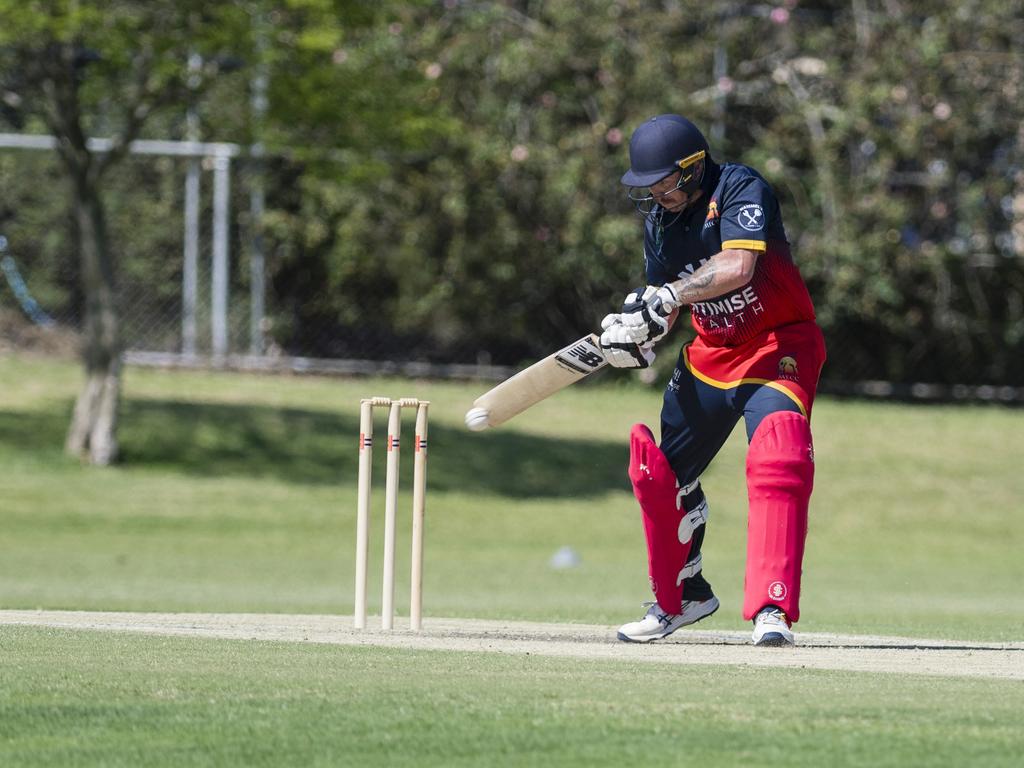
[469,333,607,428]
[555,339,605,373]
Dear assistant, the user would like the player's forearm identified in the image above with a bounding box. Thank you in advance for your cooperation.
[614,248,760,346]
[663,248,758,305]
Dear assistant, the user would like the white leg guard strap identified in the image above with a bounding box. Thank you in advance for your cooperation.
[675,553,703,587]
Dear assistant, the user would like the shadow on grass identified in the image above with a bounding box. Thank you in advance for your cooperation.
[0,400,631,499]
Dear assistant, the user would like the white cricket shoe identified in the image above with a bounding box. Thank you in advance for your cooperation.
[616,597,720,643]
[751,606,794,647]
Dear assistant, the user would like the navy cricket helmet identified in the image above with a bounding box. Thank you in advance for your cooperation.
[621,114,710,190]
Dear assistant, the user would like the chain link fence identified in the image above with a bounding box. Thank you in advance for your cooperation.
[0,141,522,379]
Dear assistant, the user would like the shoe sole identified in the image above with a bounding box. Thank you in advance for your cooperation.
[753,631,794,647]
[616,600,720,643]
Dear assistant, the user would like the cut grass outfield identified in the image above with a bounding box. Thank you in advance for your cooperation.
[1,353,1022,640]
[2,353,1024,766]
[3,627,1024,768]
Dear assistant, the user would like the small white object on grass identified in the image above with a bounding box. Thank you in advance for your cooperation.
[464,406,491,432]
[549,545,581,570]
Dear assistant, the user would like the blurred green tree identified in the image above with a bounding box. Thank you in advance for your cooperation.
[0,1,256,463]
[0,0,393,461]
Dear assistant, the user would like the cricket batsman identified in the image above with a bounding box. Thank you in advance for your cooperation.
[600,114,826,646]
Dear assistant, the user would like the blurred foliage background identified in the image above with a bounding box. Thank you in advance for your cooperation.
[1,0,1022,386]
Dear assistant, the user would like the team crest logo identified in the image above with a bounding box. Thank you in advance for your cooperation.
[704,200,720,230]
[738,203,764,231]
[768,581,787,601]
[778,356,799,380]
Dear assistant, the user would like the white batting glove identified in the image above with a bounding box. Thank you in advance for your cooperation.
[601,312,648,344]
[620,285,660,314]
[599,319,656,369]
[616,284,680,345]
[647,284,682,317]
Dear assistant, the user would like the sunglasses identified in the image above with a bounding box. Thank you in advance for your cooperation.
[627,150,706,214]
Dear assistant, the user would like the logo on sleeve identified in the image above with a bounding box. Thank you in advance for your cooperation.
[738,203,765,231]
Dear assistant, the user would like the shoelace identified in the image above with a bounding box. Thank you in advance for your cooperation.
[758,609,788,626]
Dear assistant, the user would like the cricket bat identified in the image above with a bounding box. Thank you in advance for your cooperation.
[464,334,607,430]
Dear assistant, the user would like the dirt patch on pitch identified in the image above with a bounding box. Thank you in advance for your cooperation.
[2,610,1021,680]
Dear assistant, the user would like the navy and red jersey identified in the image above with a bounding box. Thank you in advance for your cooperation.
[643,162,817,348]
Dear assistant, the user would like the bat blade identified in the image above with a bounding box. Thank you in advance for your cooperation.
[472,334,607,428]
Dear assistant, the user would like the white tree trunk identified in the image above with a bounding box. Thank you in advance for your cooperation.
[63,162,122,466]
[65,357,121,465]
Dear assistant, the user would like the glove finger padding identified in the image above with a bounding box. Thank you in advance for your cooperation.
[600,323,656,369]
[619,306,671,345]
[601,343,653,369]
[620,285,659,314]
